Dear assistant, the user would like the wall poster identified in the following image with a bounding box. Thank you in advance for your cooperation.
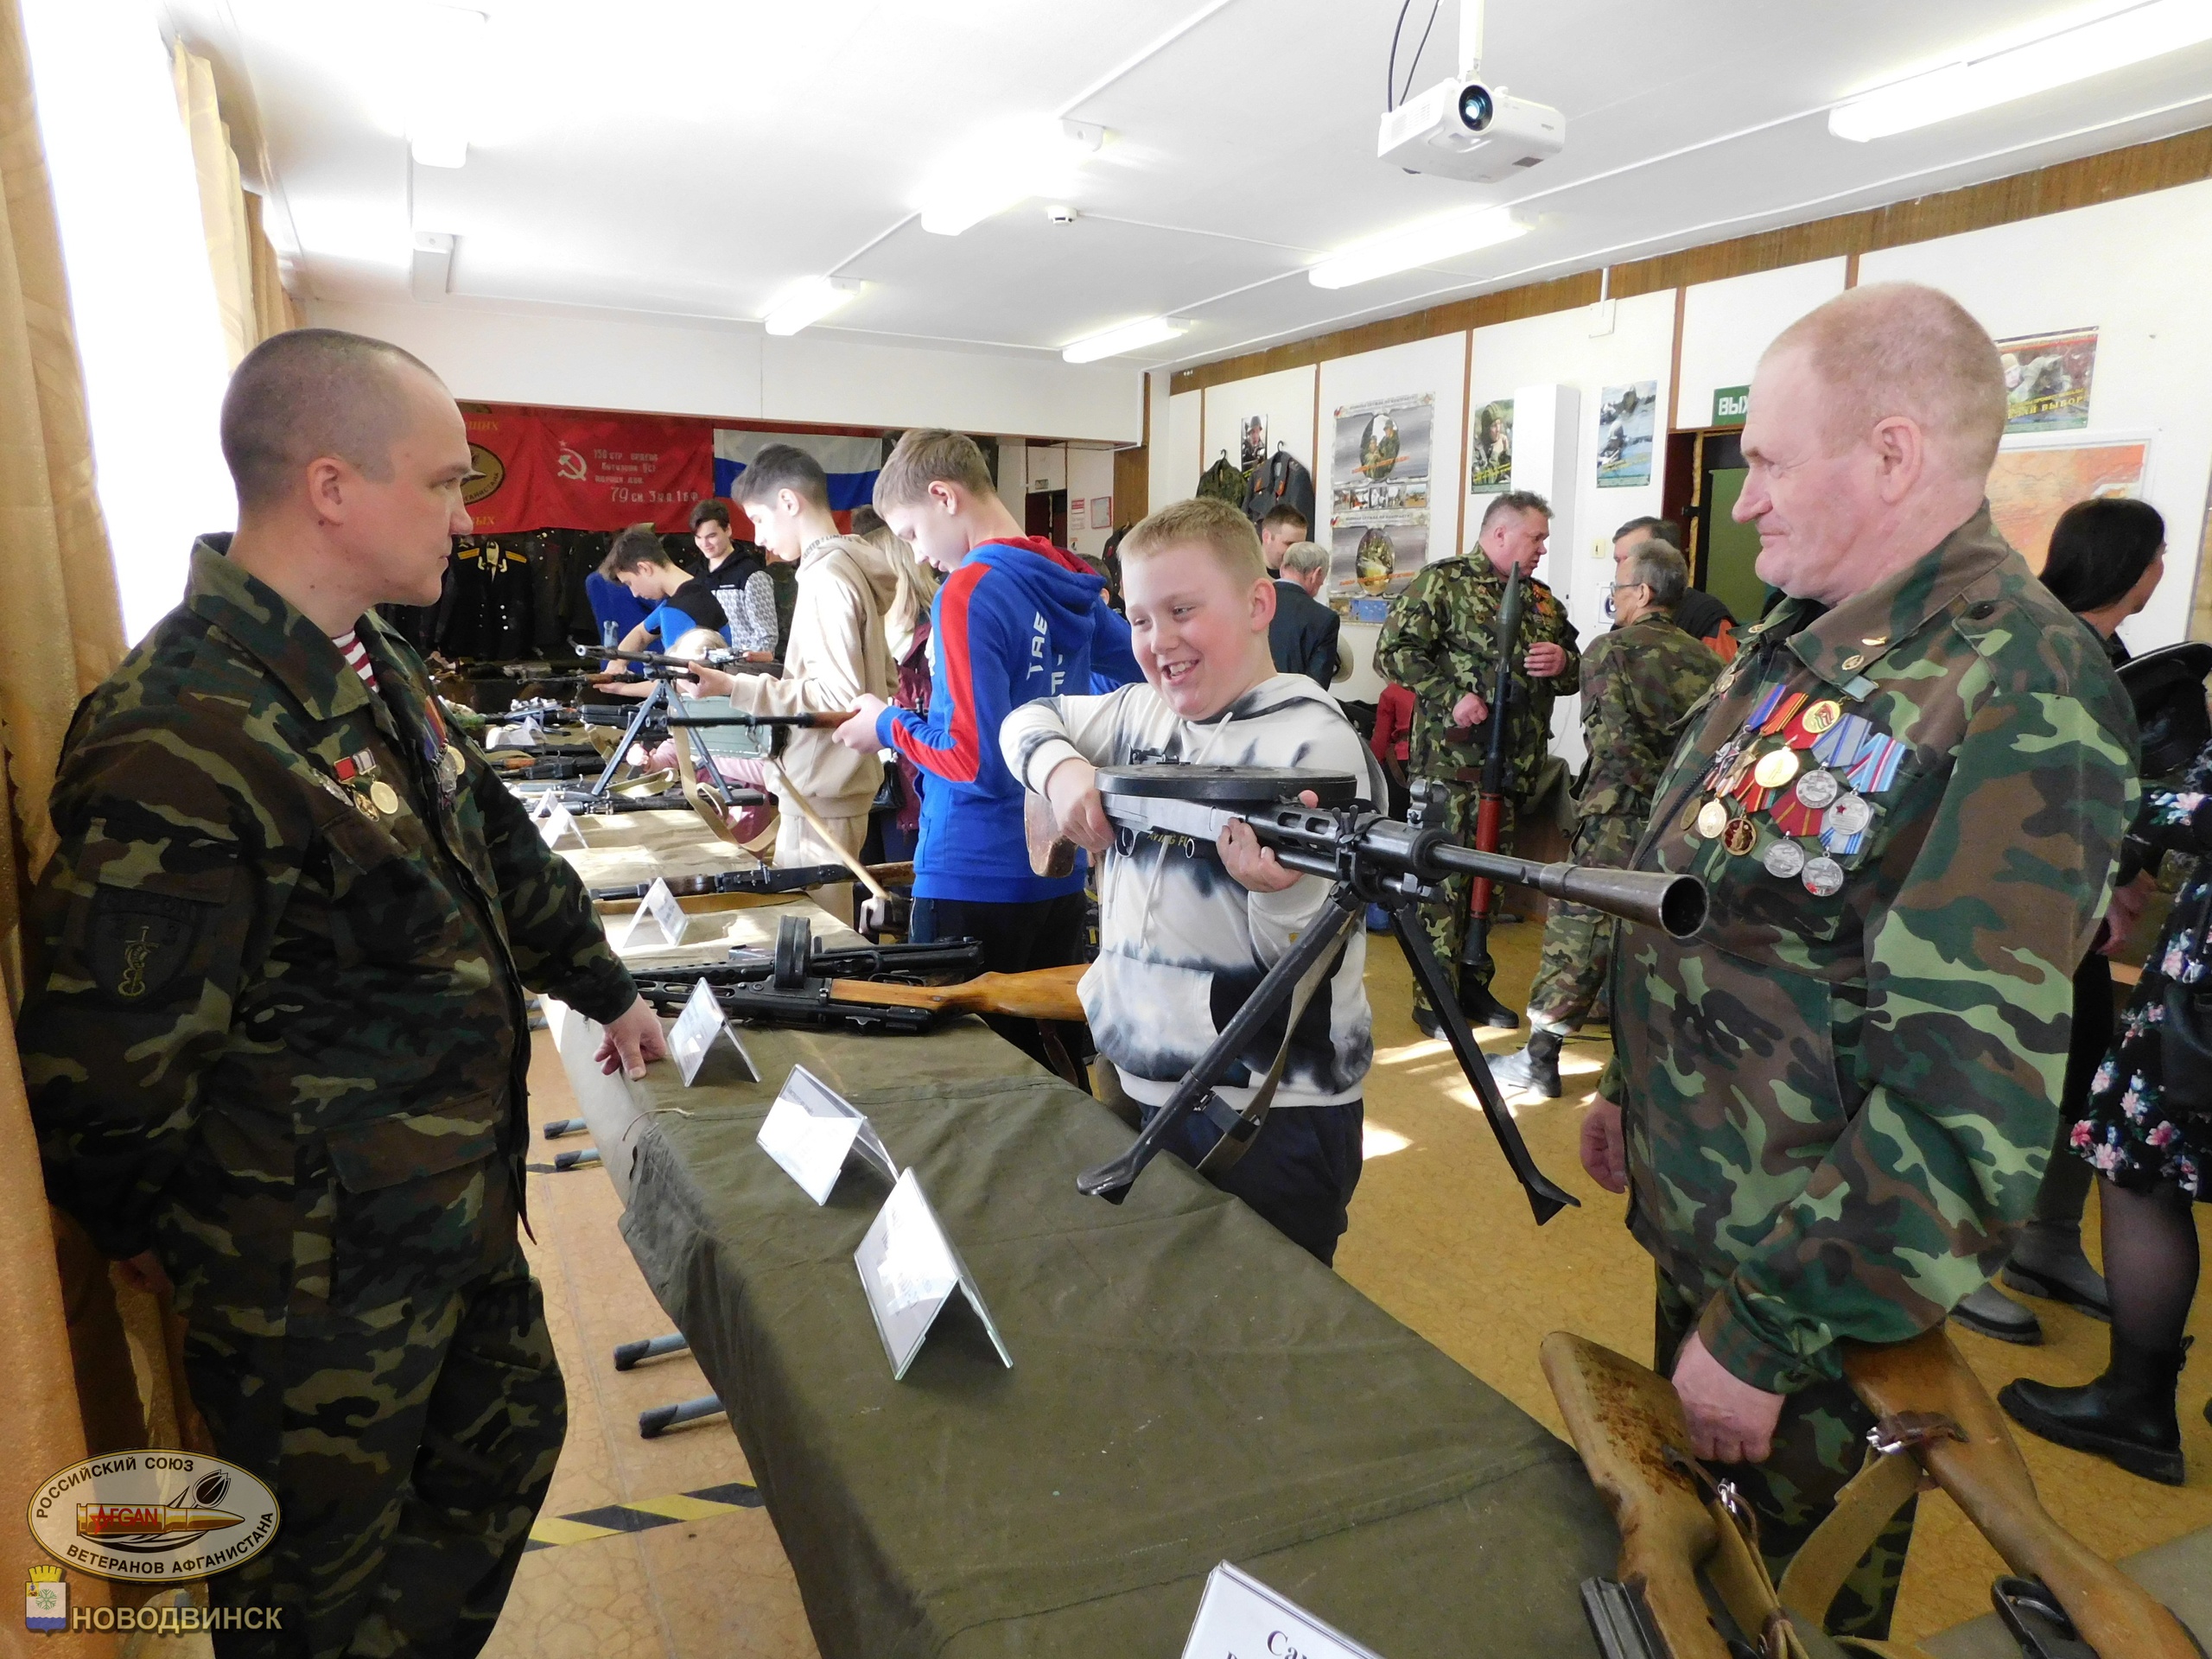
[1596,382,1656,488]
[1328,393,1433,596]
[1997,328,2097,433]
[1239,415,1269,471]
[1986,438,2145,569]
[1469,398,1514,493]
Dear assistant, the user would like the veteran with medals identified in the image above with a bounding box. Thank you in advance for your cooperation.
[1579,285,2138,1642]
[18,330,667,1656]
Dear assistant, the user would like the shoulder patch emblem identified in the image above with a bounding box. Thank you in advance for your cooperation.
[89,889,201,1003]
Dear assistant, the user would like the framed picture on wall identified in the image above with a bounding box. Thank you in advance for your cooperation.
[1995,328,2097,433]
[1596,382,1657,487]
[1091,496,1110,524]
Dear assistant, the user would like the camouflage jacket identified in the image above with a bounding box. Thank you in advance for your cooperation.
[1576,610,1720,819]
[1602,509,2136,1393]
[19,540,637,1327]
[1373,555,1580,799]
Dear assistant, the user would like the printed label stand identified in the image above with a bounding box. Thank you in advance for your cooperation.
[1180,1561,1387,1659]
[853,1168,1012,1381]
[756,1065,895,1202]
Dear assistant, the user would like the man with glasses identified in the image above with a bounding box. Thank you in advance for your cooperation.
[1490,539,1719,1096]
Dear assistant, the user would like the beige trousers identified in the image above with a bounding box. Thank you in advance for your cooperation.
[772,804,869,925]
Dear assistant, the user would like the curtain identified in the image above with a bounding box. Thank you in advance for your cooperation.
[174,41,295,365]
[0,0,127,1645]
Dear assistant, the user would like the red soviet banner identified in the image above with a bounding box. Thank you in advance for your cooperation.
[461,404,714,534]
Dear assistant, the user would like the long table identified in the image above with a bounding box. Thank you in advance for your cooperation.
[545,812,1618,1658]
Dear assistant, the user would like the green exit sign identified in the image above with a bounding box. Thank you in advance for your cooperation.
[1713,385,1750,425]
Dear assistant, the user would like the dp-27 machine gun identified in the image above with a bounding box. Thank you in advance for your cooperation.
[1027,765,1705,1221]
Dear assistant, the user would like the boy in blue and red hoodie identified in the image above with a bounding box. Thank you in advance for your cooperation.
[833,430,1139,1068]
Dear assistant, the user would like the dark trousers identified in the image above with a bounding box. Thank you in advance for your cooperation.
[187,1248,564,1658]
[1654,1276,1913,1641]
[1149,1097,1365,1266]
[910,891,1090,1073]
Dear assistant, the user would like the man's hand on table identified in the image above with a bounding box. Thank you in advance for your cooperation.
[595,995,671,1079]
[1671,1332,1785,1465]
[833,695,891,753]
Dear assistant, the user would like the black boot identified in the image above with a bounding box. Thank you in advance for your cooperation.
[1950,1281,2042,1344]
[1489,1030,1562,1098]
[1457,980,1519,1030]
[1998,1336,2187,1485]
[2002,1219,2112,1321]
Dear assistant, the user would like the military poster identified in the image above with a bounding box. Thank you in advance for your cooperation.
[1997,328,2097,432]
[1595,381,1656,487]
[1329,393,1433,595]
[1469,398,1514,493]
[1986,439,2144,568]
[1239,414,1268,470]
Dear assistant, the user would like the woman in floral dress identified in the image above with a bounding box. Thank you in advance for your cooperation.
[2000,740,2212,1484]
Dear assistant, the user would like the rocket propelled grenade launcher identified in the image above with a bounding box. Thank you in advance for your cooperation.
[1038,765,1705,1219]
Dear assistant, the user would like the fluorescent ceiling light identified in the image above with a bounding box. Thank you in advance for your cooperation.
[1062,316,1189,364]
[1307,206,1529,289]
[919,118,1105,237]
[1830,0,2212,141]
[409,5,487,168]
[764,276,862,336]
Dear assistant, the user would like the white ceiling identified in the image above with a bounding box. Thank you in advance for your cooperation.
[160,0,2212,374]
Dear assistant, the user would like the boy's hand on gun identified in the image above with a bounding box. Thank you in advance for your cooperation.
[1217,789,1318,894]
[832,694,891,752]
[1044,759,1113,851]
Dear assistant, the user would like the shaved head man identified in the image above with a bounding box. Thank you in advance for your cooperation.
[1580,283,2136,1642]
[22,327,666,1652]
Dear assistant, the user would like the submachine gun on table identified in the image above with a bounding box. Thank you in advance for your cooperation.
[1027,765,1705,1222]
[630,915,1084,1037]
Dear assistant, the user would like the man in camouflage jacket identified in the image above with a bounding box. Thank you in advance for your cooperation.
[19,331,666,1657]
[1583,287,2136,1638]
[1374,491,1579,1029]
[1491,539,1718,1098]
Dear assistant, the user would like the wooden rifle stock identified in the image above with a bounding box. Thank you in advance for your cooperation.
[825,963,1086,1025]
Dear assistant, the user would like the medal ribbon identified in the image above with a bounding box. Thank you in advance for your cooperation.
[1758,691,1807,738]
[1810,714,1869,767]
[1846,734,1905,793]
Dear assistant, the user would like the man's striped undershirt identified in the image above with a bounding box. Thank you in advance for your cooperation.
[331,630,379,691]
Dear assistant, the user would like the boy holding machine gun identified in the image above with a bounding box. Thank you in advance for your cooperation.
[1001,497,1382,1263]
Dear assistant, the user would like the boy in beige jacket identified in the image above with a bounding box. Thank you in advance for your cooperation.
[687,444,898,919]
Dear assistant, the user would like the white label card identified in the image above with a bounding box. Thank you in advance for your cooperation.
[756,1065,894,1202]
[1181,1561,1387,1659]
[535,799,583,849]
[622,877,688,948]
[669,978,758,1087]
[853,1168,1012,1382]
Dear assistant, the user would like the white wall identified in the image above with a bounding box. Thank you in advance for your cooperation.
[304,297,1142,442]
[1146,371,1176,514]
[1163,389,1203,505]
[1674,259,1847,430]
[1467,289,1677,766]
[1201,365,1319,488]
[1068,448,1117,562]
[1860,178,2212,654]
[1316,333,1470,704]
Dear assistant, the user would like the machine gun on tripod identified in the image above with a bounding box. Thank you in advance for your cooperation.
[1027,765,1704,1222]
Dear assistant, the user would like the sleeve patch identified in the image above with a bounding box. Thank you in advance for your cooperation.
[89,888,207,1004]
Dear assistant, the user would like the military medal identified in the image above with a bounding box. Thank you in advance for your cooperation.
[370,780,401,816]
[1795,768,1840,810]
[1758,690,1808,738]
[1824,792,1873,838]
[1802,855,1846,897]
[353,789,380,821]
[1721,816,1757,856]
[1753,747,1800,790]
[1802,700,1840,734]
[446,744,466,779]
[1845,731,1906,794]
[1695,799,1731,840]
[1682,799,1707,838]
[1811,713,1870,769]
[333,748,378,783]
[1770,791,1823,837]
[1764,839,1807,879]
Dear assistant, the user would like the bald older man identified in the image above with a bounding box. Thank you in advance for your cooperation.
[20,328,667,1656]
[1580,285,2135,1638]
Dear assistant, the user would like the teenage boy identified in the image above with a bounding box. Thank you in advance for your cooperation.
[684,446,899,920]
[1001,498,1382,1264]
[830,431,1138,1065]
[1258,503,1308,575]
[690,498,779,660]
[604,523,728,674]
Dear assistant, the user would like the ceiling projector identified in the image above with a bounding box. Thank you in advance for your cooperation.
[1378,77,1565,182]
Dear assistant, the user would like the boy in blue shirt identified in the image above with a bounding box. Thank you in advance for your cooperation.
[604,523,728,655]
[833,430,1138,1067]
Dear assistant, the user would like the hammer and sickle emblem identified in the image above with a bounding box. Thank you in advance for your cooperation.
[556,445,588,482]
[117,924,156,999]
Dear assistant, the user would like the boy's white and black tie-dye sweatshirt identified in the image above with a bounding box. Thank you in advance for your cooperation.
[1001,673,1382,1113]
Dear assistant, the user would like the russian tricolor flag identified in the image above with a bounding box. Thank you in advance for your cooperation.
[713,431,883,527]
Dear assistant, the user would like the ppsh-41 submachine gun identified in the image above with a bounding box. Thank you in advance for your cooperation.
[1029,765,1705,1221]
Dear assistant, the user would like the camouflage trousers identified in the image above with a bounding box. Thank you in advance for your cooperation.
[183,1245,565,1658]
[1655,1275,1915,1641]
[1525,812,1640,1035]
[1408,781,1516,1017]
